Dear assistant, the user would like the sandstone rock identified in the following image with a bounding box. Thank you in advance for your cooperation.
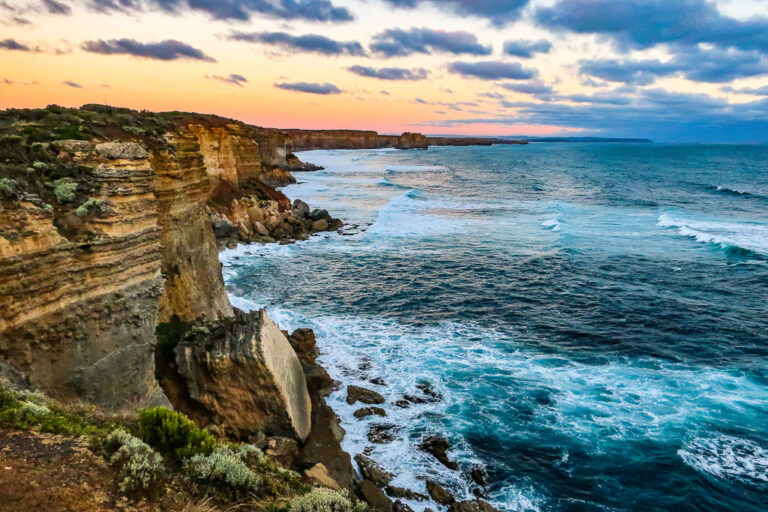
[288,328,318,365]
[254,221,269,236]
[419,435,458,470]
[347,385,385,405]
[168,309,312,441]
[354,407,387,419]
[304,463,342,490]
[266,436,299,468]
[312,219,329,231]
[447,500,500,512]
[426,480,455,506]
[354,454,393,487]
[95,142,149,160]
[358,480,394,512]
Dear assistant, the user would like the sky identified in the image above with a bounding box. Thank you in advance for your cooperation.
[1,0,768,142]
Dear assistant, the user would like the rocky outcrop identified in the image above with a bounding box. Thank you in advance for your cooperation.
[158,309,312,441]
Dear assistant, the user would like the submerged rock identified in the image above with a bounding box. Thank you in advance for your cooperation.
[447,501,500,512]
[367,423,399,444]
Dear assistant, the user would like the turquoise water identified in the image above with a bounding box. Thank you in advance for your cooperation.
[222,144,768,511]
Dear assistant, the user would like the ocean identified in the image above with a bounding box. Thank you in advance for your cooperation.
[221,143,768,511]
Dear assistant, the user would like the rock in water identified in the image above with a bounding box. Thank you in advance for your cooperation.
[347,385,386,405]
[168,309,312,441]
[420,435,459,470]
[354,454,394,487]
[426,480,455,506]
[447,501,500,512]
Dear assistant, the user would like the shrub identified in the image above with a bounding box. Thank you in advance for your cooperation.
[136,407,216,459]
[75,198,107,217]
[289,489,366,512]
[104,429,164,493]
[53,177,77,203]
[183,445,262,495]
[14,400,51,421]
[0,178,18,199]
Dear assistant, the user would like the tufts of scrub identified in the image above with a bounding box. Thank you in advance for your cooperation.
[53,177,77,203]
[183,444,263,496]
[75,197,107,217]
[137,407,216,459]
[289,488,366,512]
[103,429,164,493]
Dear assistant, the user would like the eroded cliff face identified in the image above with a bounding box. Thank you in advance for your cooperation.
[0,141,165,408]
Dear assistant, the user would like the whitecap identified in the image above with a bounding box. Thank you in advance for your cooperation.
[657,212,768,256]
[679,433,768,485]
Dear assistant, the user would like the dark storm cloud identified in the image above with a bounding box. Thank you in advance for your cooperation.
[146,0,353,22]
[228,31,364,56]
[448,61,536,80]
[81,38,216,62]
[42,0,72,15]
[347,65,429,80]
[274,81,342,94]
[370,27,491,57]
[62,80,82,87]
[503,39,552,58]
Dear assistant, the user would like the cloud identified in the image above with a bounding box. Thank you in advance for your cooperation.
[274,81,342,94]
[423,88,768,142]
[535,0,768,54]
[2,78,13,84]
[500,81,555,98]
[412,97,428,104]
[503,39,552,58]
[725,85,768,96]
[228,31,364,56]
[0,38,31,51]
[347,65,428,81]
[382,0,530,26]
[63,80,82,87]
[207,73,248,87]
[448,61,536,80]
[8,16,32,25]
[42,0,72,15]
[371,27,491,57]
[81,38,215,62]
[145,0,353,22]
[581,47,768,85]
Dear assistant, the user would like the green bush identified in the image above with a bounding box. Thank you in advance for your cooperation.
[53,177,77,203]
[104,429,164,493]
[0,178,18,199]
[136,407,216,459]
[289,488,366,512]
[183,445,263,495]
[75,198,107,217]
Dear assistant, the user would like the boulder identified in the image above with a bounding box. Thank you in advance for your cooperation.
[447,501,500,512]
[293,199,310,216]
[426,480,455,506]
[168,309,312,441]
[265,436,299,468]
[420,435,458,470]
[394,501,415,512]
[312,219,329,231]
[310,208,330,221]
[304,463,342,491]
[354,454,393,487]
[347,385,385,405]
[354,407,387,419]
[254,221,269,236]
[386,486,428,501]
[358,480,394,512]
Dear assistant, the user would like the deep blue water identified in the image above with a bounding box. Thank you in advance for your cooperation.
[222,144,768,511]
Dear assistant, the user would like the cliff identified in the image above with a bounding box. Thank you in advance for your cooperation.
[281,128,526,151]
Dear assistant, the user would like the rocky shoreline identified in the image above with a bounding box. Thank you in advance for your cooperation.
[0,104,509,511]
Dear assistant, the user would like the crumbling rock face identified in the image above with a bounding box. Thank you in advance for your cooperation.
[0,141,165,408]
[164,309,312,441]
